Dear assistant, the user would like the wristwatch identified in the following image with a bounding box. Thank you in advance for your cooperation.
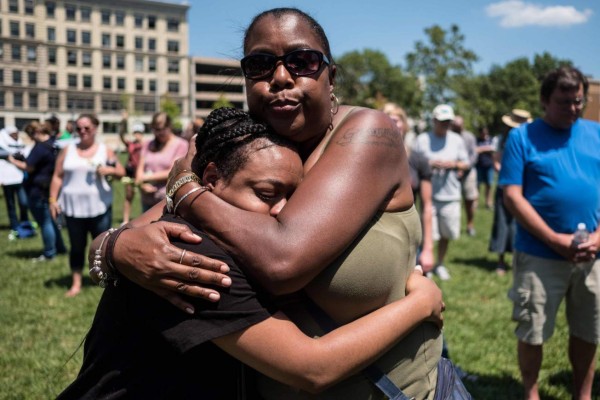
[166,174,201,213]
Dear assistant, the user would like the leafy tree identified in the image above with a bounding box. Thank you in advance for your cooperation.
[406,25,478,111]
[212,94,234,110]
[160,95,182,130]
[335,49,422,116]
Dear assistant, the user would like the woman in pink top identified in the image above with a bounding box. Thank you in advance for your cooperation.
[136,112,188,211]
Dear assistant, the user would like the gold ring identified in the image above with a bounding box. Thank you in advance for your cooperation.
[179,249,187,264]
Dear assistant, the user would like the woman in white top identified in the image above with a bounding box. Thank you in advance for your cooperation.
[50,114,125,297]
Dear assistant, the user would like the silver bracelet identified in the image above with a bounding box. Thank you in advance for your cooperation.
[89,228,116,288]
[173,186,208,216]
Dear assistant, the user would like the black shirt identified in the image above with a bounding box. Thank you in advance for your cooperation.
[58,214,273,399]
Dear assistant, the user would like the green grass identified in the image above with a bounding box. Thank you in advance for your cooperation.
[0,182,598,399]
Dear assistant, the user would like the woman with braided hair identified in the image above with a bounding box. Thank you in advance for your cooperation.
[59,108,442,399]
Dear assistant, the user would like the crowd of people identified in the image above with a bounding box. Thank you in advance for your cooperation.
[0,7,598,400]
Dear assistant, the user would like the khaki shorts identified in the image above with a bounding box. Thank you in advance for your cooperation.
[461,168,479,201]
[508,251,600,345]
[432,200,461,241]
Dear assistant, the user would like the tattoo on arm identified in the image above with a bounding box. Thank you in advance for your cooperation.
[335,127,401,149]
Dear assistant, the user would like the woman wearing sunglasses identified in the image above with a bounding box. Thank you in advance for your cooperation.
[93,8,444,399]
[49,114,125,297]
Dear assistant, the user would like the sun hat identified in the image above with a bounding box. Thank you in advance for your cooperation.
[502,109,532,128]
[432,104,455,121]
[4,125,18,135]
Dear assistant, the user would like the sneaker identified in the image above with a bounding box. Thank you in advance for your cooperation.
[435,265,451,281]
[425,271,434,279]
[31,254,53,262]
[8,230,18,241]
[467,227,476,236]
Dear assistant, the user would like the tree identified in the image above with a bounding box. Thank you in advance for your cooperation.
[335,49,423,116]
[406,25,478,112]
[212,94,234,110]
[160,95,182,130]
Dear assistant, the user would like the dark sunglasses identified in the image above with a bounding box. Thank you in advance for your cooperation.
[241,49,330,80]
[76,126,92,132]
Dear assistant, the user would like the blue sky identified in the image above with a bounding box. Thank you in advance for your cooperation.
[179,0,599,80]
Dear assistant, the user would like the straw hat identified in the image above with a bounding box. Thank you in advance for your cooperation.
[502,109,532,128]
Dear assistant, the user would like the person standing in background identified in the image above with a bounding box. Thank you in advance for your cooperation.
[8,122,67,261]
[413,104,470,280]
[50,114,125,297]
[136,112,188,212]
[0,126,31,236]
[500,67,600,400]
[475,126,496,210]
[119,113,145,225]
[488,109,532,276]
[451,116,478,237]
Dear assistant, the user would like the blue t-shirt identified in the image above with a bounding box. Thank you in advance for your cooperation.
[499,118,600,259]
[24,138,58,200]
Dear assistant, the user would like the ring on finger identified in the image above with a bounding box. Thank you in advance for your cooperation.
[176,282,187,292]
[179,249,187,264]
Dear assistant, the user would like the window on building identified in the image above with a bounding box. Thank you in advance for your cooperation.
[9,0,19,13]
[103,76,112,90]
[102,98,122,112]
[29,93,38,108]
[148,57,156,72]
[48,93,59,108]
[167,19,180,32]
[68,74,77,88]
[116,35,124,49]
[134,99,156,113]
[102,53,111,68]
[11,44,21,61]
[25,24,35,39]
[117,77,125,90]
[14,92,23,108]
[148,15,156,29]
[116,55,125,70]
[25,0,35,15]
[0,91,4,108]
[0,69,3,84]
[46,2,56,18]
[115,11,125,26]
[65,4,76,21]
[48,47,56,64]
[102,34,111,48]
[136,79,143,92]
[149,79,156,93]
[67,29,76,44]
[135,37,143,50]
[83,75,92,89]
[67,95,94,111]
[13,70,22,86]
[134,14,143,28]
[82,51,91,67]
[10,21,19,37]
[49,73,57,87]
[168,81,179,94]
[47,27,56,42]
[135,57,144,72]
[101,10,111,25]
[167,40,179,53]
[168,59,179,73]
[81,6,91,22]
[67,50,77,66]
[81,31,91,45]
[28,71,37,85]
[27,46,36,62]
[148,38,156,52]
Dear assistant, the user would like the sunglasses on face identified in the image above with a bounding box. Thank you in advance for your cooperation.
[241,49,330,80]
[554,97,586,109]
[76,126,92,132]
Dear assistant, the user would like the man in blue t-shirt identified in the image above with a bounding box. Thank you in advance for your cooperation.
[499,66,600,400]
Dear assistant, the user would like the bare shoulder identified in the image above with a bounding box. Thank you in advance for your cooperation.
[331,106,402,151]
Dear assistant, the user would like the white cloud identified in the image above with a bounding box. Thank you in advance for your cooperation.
[486,1,593,28]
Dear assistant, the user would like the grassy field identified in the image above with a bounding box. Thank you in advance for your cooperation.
[0,180,598,399]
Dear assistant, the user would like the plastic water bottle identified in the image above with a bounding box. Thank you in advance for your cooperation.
[573,222,590,246]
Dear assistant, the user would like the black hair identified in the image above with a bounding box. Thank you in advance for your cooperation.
[243,8,334,64]
[192,107,296,183]
[540,66,589,101]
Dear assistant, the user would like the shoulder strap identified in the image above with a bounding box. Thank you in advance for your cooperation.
[303,294,413,400]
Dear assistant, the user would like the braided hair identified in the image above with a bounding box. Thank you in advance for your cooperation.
[192,107,296,183]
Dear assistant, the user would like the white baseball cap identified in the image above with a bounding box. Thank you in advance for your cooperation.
[132,123,145,133]
[432,104,455,122]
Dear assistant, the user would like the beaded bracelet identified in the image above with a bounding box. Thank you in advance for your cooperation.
[89,228,116,288]
[173,186,208,216]
[105,224,132,282]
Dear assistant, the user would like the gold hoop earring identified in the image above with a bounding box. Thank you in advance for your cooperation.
[331,93,340,115]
